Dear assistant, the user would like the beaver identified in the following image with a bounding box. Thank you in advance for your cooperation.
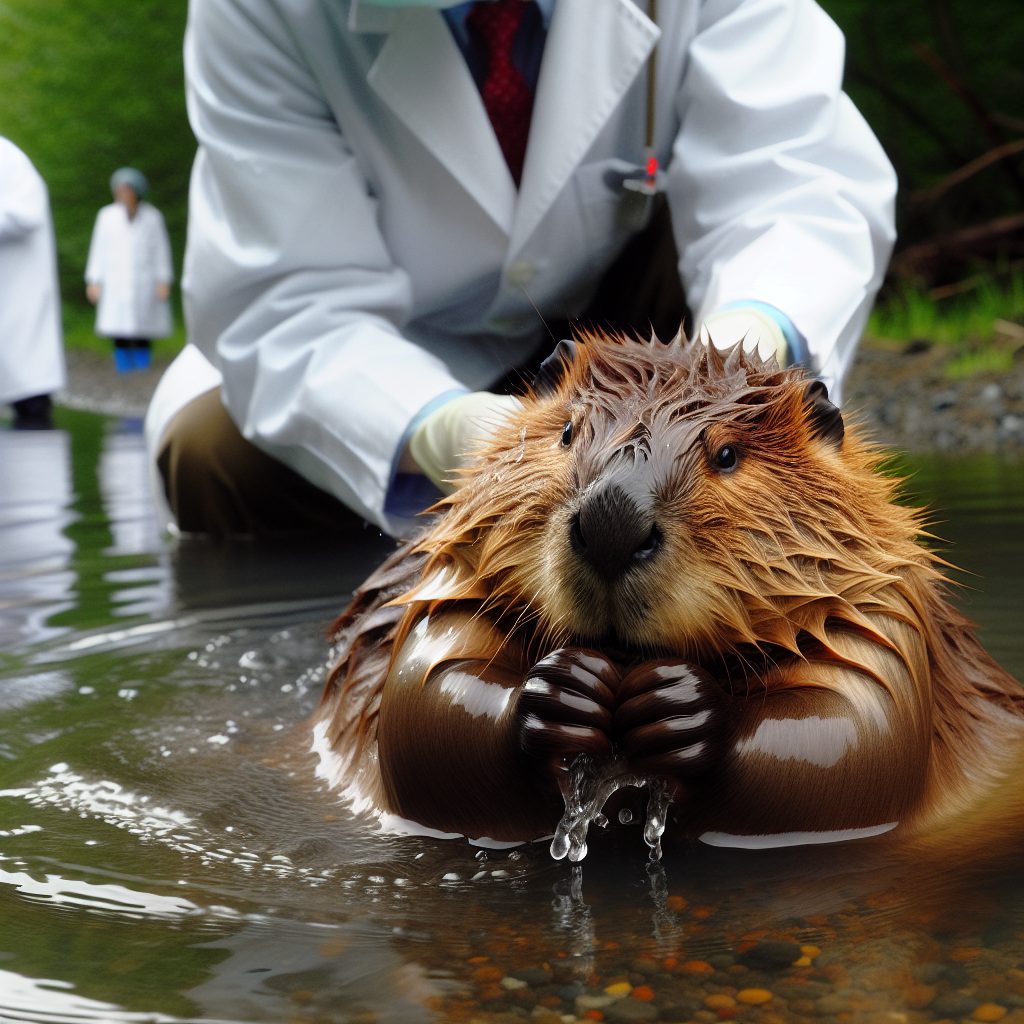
[312,332,1024,849]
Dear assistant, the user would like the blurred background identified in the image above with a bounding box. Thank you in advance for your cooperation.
[0,0,1021,365]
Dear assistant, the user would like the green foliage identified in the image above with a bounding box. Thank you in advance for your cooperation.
[62,301,188,358]
[0,0,193,318]
[868,269,1024,343]
[818,0,1024,250]
[943,346,1015,379]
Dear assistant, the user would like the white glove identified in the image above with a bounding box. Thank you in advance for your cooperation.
[700,308,790,367]
[407,392,522,494]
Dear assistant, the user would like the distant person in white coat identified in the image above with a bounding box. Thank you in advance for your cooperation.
[148,0,897,540]
[85,168,174,373]
[0,137,65,430]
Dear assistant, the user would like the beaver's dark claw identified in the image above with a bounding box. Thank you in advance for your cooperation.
[518,648,620,769]
[613,660,727,779]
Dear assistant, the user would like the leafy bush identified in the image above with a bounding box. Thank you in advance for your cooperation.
[0,0,193,320]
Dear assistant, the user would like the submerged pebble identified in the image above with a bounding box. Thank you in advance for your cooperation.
[577,995,615,1010]
[973,1005,1009,1022]
[740,940,803,969]
[736,989,774,1005]
[605,983,633,998]
[682,961,716,974]
[605,1000,660,1022]
[513,968,555,986]
[704,995,737,1009]
[932,992,981,1017]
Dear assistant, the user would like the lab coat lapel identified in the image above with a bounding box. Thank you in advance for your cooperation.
[509,0,660,258]
[368,9,517,236]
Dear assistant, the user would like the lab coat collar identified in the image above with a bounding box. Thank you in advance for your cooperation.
[365,0,658,252]
[367,8,517,235]
[510,0,659,258]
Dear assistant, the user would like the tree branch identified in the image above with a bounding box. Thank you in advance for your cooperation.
[912,139,1024,205]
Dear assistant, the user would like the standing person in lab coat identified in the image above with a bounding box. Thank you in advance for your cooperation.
[148,0,897,540]
[86,168,174,373]
[0,137,65,430]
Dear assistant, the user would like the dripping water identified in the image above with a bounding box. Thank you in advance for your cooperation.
[549,754,673,862]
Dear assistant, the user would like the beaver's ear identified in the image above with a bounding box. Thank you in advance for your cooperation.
[534,339,578,396]
[803,380,844,447]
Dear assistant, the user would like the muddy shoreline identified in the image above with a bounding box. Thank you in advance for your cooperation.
[43,341,1024,456]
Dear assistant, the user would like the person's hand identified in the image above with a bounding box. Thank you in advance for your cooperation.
[403,392,521,493]
[86,283,101,304]
[517,649,621,786]
[613,660,728,792]
[156,282,170,301]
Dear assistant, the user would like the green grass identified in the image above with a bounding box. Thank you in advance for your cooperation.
[62,301,188,361]
[867,270,1024,345]
[943,347,1016,380]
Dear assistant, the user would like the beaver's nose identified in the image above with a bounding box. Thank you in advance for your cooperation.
[570,483,660,580]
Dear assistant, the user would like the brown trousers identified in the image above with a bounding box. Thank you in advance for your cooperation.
[158,197,686,539]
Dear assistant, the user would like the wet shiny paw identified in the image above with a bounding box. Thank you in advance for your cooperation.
[613,659,727,779]
[517,648,620,770]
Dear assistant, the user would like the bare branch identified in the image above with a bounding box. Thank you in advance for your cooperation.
[912,139,1024,205]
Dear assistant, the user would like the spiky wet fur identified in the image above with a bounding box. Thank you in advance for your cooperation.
[317,332,1022,832]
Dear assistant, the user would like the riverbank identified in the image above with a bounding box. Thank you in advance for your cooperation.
[845,334,1023,454]
[39,335,1024,455]
[52,347,172,420]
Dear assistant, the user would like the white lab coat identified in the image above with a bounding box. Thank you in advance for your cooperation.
[147,0,896,537]
[86,201,174,339]
[0,138,65,406]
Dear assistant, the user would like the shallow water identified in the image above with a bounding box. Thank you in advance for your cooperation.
[0,410,1021,1024]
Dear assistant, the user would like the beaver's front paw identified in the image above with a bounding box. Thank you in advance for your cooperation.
[517,649,620,772]
[613,660,727,781]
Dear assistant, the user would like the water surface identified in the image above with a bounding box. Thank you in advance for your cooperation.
[0,410,1020,1023]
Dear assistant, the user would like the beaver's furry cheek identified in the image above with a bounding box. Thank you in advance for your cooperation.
[633,531,749,653]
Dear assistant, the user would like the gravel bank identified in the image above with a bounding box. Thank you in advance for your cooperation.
[844,340,1023,455]
[49,342,1024,455]
[54,347,174,419]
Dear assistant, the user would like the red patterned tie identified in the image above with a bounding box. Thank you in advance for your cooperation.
[466,0,534,186]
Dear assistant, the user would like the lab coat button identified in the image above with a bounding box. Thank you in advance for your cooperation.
[505,260,536,288]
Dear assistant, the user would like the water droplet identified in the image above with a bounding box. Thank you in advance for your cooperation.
[618,808,633,824]
[549,832,570,860]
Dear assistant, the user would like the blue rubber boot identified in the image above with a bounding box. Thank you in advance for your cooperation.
[114,348,133,374]
[132,347,151,371]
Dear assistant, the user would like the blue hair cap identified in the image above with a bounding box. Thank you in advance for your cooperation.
[110,167,149,198]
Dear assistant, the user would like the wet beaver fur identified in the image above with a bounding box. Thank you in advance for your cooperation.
[313,332,1023,847]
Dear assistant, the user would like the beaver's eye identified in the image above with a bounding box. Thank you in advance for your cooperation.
[713,445,738,472]
[561,421,573,447]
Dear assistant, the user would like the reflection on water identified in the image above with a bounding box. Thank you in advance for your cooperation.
[892,453,1024,680]
[0,428,75,647]
[0,410,1020,1023]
